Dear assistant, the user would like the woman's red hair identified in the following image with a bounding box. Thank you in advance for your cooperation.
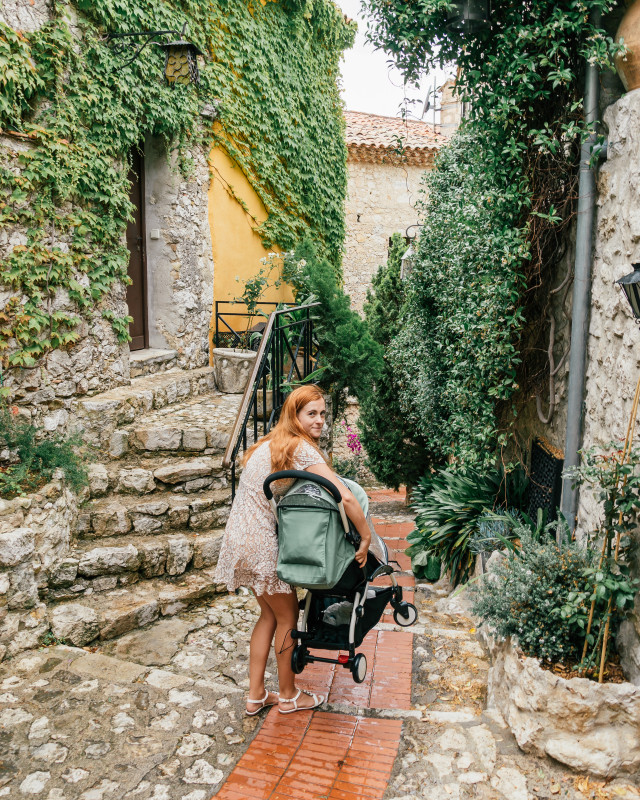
[243,384,326,471]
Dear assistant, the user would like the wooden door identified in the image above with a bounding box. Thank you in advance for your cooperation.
[126,147,148,351]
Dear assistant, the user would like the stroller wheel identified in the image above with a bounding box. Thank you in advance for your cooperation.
[351,653,367,684]
[393,602,418,627]
[291,644,306,675]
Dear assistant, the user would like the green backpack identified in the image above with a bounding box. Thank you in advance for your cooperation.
[269,473,368,590]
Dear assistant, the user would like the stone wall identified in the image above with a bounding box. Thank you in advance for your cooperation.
[0,0,50,32]
[575,89,640,681]
[0,131,214,434]
[0,2,214,434]
[0,131,131,432]
[343,160,428,311]
[0,134,214,433]
[508,90,640,682]
[579,91,640,524]
[0,473,78,658]
[0,2,130,426]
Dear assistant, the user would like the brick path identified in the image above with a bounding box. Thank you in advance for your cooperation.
[214,491,415,800]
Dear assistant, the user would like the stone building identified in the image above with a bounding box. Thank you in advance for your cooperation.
[342,111,442,310]
[0,0,350,657]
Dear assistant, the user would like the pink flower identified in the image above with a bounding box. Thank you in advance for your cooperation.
[344,424,362,455]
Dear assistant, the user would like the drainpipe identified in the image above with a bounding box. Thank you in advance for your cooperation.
[560,12,601,534]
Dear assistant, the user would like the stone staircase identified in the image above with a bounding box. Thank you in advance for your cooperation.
[44,366,245,647]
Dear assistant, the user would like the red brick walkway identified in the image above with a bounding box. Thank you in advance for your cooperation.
[214,491,415,800]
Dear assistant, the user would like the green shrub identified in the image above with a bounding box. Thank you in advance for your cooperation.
[359,233,434,489]
[563,444,640,673]
[407,464,528,586]
[286,239,384,417]
[0,404,88,497]
[470,527,598,664]
[389,130,527,467]
[362,2,620,467]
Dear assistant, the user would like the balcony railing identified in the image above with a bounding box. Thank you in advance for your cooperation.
[213,300,281,350]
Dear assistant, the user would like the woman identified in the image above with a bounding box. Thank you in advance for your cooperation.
[214,385,371,715]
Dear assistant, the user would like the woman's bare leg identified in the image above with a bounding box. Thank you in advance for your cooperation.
[259,590,322,710]
[246,592,278,713]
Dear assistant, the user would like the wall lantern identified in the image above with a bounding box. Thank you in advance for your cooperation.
[616,262,640,321]
[160,34,204,86]
[400,242,415,281]
[106,23,204,86]
[400,224,422,281]
[447,0,490,32]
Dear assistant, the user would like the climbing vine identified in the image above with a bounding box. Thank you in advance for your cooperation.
[390,129,528,466]
[363,0,622,465]
[209,1,353,262]
[0,0,353,369]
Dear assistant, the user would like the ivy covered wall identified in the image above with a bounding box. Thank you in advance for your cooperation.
[0,0,353,410]
[209,0,353,266]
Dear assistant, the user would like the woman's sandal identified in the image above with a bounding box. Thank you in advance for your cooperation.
[278,688,324,715]
[245,689,279,717]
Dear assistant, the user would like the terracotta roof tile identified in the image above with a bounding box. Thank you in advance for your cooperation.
[344,110,442,166]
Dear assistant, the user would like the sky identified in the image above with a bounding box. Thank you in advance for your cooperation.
[336,0,453,121]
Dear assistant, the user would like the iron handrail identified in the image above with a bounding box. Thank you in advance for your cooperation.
[221,302,321,498]
[221,312,277,470]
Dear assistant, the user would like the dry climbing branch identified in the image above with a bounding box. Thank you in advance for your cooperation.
[535,268,572,424]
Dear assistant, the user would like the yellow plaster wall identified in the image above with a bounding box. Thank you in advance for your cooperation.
[208,142,294,351]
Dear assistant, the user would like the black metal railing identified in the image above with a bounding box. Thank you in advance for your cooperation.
[221,303,321,499]
[213,300,281,350]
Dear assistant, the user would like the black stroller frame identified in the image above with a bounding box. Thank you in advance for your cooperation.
[264,470,418,684]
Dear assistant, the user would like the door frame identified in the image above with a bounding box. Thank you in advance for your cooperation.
[127,145,149,351]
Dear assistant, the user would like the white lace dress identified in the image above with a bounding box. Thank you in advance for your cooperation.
[214,439,325,595]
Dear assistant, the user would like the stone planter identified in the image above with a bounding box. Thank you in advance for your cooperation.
[486,636,640,778]
[252,383,274,421]
[212,348,257,394]
[615,0,640,91]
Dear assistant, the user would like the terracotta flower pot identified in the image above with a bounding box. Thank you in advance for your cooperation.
[615,0,640,91]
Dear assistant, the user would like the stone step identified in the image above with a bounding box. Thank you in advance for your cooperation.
[73,367,217,448]
[129,347,178,379]
[109,393,242,460]
[87,455,230,499]
[47,568,224,643]
[45,530,224,601]
[76,486,231,540]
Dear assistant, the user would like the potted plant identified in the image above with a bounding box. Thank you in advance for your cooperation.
[212,261,275,394]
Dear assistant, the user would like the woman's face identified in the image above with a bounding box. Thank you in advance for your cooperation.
[297,398,326,440]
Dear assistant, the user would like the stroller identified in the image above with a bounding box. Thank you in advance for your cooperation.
[263,470,418,684]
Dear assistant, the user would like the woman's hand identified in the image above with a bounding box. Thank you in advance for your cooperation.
[354,537,370,567]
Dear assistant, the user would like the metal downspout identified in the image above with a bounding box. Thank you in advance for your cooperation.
[560,17,601,532]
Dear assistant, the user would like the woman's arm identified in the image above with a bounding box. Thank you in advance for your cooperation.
[305,462,371,566]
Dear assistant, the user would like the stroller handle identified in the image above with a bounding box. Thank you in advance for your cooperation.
[263,470,350,533]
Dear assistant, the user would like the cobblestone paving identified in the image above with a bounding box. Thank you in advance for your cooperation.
[2,489,640,799]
